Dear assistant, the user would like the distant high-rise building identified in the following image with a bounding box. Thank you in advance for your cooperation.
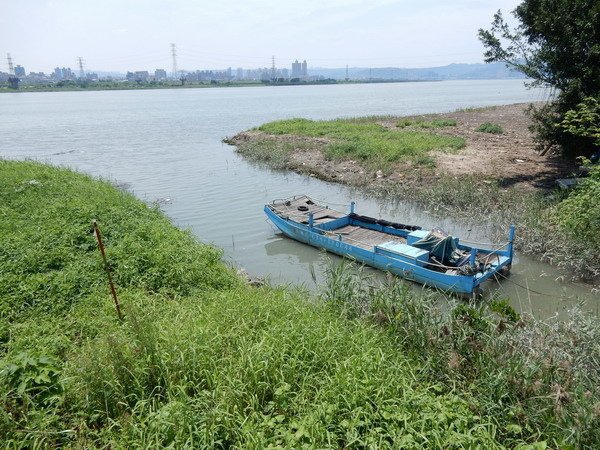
[154,69,167,81]
[14,65,26,77]
[301,60,308,77]
[236,67,244,79]
[291,60,302,78]
[52,67,74,80]
[134,71,149,82]
[61,67,74,79]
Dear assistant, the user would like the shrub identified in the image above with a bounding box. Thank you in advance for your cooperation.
[553,165,600,251]
[396,118,457,128]
[476,122,504,134]
[431,119,457,127]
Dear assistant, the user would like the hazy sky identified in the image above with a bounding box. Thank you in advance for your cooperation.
[1,0,522,73]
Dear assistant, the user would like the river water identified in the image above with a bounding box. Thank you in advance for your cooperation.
[1,80,596,317]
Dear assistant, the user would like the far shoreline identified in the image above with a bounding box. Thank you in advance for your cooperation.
[1,77,520,94]
[0,80,440,94]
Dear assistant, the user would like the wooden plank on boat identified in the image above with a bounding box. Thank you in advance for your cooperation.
[334,224,405,250]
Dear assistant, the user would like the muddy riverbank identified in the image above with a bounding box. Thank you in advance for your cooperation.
[227,103,578,191]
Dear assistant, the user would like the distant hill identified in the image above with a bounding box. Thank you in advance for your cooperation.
[310,62,525,81]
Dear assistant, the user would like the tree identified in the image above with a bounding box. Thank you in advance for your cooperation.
[8,76,19,89]
[478,0,600,157]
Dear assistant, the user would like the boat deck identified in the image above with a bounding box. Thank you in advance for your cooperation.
[271,196,406,250]
[270,195,345,225]
[331,225,406,250]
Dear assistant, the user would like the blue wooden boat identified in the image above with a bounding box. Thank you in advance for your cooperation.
[265,195,515,297]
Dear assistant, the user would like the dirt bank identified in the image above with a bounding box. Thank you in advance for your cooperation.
[227,103,577,191]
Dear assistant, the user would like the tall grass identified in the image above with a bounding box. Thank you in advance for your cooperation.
[324,262,600,449]
[257,118,465,170]
[63,289,504,448]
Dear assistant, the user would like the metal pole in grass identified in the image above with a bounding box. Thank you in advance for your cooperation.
[92,219,123,321]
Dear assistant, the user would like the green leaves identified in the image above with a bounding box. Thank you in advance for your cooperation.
[553,165,600,250]
[479,0,600,155]
[561,97,600,146]
[0,352,61,404]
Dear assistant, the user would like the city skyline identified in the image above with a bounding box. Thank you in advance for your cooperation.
[1,59,524,86]
[1,0,522,73]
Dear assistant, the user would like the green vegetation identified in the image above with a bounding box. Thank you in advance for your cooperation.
[222,137,314,170]
[325,264,600,449]
[1,79,424,94]
[397,118,457,128]
[479,0,600,156]
[561,97,600,146]
[476,122,504,134]
[1,161,599,448]
[0,80,266,93]
[0,161,495,448]
[554,165,600,252]
[257,118,465,169]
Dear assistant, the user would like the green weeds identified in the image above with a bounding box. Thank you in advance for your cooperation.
[2,160,507,448]
[228,137,299,169]
[324,262,600,449]
[257,118,465,170]
[397,118,458,128]
[554,165,600,252]
[476,122,504,134]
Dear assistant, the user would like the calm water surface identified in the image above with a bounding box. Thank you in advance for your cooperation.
[1,80,596,316]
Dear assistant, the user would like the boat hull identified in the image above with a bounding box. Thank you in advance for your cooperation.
[265,205,513,296]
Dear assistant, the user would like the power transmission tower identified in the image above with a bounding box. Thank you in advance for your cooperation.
[77,57,85,78]
[171,43,178,78]
[7,53,14,75]
[271,55,276,80]
[6,53,19,89]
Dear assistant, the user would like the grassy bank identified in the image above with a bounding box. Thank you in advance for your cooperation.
[324,264,600,449]
[255,118,465,172]
[0,161,496,448]
[2,161,598,448]
[0,79,419,94]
